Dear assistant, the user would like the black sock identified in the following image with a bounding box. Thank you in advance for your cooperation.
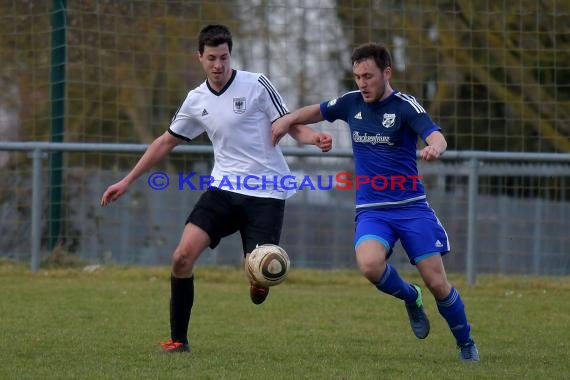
[170,275,194,344]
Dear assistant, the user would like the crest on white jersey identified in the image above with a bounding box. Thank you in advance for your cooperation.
[233,97,246,114]
[382,113,396,128]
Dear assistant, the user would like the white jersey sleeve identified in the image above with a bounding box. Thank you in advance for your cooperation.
[257,74,289,122]
[168,84,208,141]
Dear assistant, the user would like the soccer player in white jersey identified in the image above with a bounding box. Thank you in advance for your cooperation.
[100,24,332,353]
[272,43,479,362]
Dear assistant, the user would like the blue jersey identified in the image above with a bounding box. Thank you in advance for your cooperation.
[320,90,440,209]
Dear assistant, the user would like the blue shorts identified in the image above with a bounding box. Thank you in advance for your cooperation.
[354,201,450,265]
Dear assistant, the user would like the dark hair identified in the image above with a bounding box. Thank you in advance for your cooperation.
[351,43,392,71]
[198,24,233,54]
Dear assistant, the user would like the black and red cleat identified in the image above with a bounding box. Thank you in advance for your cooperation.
[159,339,190,353]
[249,284,270,305]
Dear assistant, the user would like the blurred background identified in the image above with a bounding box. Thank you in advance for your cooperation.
[0,0,568,278]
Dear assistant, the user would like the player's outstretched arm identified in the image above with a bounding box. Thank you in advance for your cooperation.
[421,131,447,161]
[100,132,181,206]
[272,104,324,146]
[288,125,332,152]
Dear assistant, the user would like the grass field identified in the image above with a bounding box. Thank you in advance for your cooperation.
[1,261,569,380]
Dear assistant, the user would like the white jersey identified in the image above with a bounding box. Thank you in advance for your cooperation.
[168,70,295,200]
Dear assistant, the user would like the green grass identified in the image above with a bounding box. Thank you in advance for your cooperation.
[1,261,569,379]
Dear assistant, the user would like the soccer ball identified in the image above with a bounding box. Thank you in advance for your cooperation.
[246,244,290,287]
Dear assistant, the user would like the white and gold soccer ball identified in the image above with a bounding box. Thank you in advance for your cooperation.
[245,244,290,287]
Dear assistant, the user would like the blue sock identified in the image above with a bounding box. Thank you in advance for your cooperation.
[436,287,472,346]
[373,264,418,304]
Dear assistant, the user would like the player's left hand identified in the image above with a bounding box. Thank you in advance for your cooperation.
[420,145,443,161]
[314,133,332,152]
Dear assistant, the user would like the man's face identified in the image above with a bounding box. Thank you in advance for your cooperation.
[199,43,232,90]
[353,58,391,103]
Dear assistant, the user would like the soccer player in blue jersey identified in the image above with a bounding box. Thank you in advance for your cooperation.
[272,42,479,362]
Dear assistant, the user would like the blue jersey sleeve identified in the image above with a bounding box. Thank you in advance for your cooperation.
[319,101,332,121]
[398,94,441,142]
[319,92,355,123]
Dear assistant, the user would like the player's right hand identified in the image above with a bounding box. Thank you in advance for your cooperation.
[314,133,333,152]
[100,180,129,206]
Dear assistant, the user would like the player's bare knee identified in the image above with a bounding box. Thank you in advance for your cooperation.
[172,249,194,276]
[424,277,450,298]
[358,262,384,283]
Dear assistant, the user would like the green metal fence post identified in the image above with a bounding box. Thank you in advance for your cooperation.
[48,0,66,250]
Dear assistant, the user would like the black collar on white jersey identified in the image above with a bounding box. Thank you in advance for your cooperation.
[206,69,237,96]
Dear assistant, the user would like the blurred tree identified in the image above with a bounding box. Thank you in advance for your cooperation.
[64,1,236,147]
[0,1,236,151]
[335,0,570,152]
[0,1,51,142]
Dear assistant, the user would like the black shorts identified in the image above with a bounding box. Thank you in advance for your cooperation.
[186,188,285,255]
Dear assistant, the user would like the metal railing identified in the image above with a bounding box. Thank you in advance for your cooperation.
[1,141,570,284]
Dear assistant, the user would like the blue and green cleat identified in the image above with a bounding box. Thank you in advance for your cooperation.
[405,284,430,339]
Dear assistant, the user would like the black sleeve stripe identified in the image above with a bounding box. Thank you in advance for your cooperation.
[258,75,288,117]
[170,104,182,123]
[168,128,191,142]
[259,75,287,116]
